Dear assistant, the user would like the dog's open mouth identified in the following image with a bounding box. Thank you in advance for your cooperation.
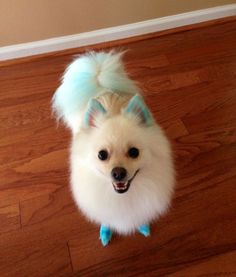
[112,169,139,194]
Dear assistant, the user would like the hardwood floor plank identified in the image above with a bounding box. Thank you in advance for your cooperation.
[182,94,236,132]
[175,127,236,169]
[168,250,236,277]
[0,182,62,207]
[162,119,189,140]
[147,80,236,124]
[0,242,72,277]
[0,204,20,234]
[20,186,76,227]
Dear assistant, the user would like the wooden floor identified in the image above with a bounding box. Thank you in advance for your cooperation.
[1,20,236,277]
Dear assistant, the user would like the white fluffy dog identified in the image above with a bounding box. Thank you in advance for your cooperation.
[52,51,175,246]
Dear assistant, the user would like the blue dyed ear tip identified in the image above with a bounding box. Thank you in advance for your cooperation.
[89,99,106,113]
[125,94,153,125]
[134,94,143,102]
[84,98,106,127]
[127,94,143,109]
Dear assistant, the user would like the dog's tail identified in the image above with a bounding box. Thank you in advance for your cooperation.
[52,50,140,131]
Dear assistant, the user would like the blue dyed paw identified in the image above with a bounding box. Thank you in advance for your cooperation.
[138,224,150,237]
[100,225,112,246]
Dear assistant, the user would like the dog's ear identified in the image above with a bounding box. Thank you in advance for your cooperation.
[123,94,153,126]
[84,99,107,128]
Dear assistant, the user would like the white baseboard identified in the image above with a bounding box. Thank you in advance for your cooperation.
[0,4,235,61]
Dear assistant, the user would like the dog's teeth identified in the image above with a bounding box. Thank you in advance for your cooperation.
[114,182,127,189]
[112,181,130,193]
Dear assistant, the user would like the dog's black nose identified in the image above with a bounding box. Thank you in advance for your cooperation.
[111,167,127,181]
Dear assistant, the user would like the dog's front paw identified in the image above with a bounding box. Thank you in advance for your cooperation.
[138,224,150,237]
[100,225,112,246]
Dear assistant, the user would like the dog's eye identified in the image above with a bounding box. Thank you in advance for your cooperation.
[128,147,139,159]
[98,150,108,161]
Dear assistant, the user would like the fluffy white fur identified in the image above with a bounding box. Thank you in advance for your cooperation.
[52,50,175,235]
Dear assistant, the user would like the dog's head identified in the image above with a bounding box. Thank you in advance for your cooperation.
[81,94,155,193]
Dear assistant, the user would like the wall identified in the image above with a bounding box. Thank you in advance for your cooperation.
[0,0,235,47]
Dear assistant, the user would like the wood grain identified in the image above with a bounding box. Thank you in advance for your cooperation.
[0,19,236,276]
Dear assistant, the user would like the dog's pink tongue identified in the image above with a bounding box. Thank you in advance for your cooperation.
[117,182,125,188]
